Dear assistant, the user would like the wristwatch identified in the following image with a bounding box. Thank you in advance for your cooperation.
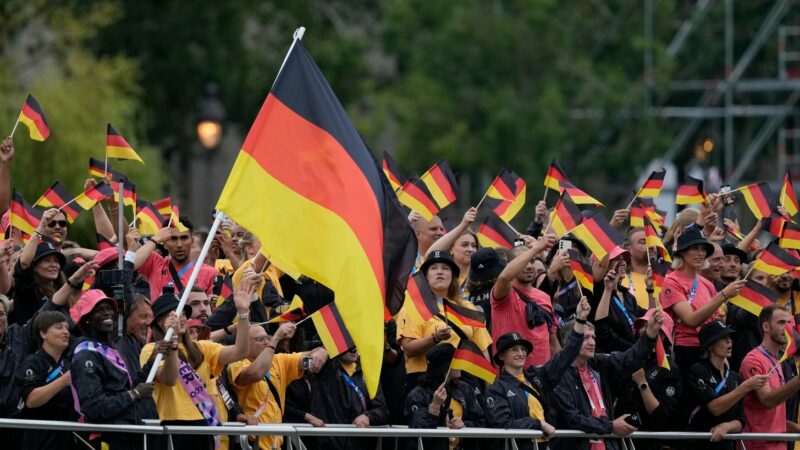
[639,383,649,391]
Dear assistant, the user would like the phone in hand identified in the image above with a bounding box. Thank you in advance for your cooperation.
[558,239,573,254]
[624,413,641,428]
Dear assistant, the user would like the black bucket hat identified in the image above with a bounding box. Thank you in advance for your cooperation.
[699,321,735,349]
[493,332,533,365]
[426,343,456,379]
[675,228,714,256]
[421,250,460,278]
[469,248,506,282]
[151,287,192,321]
[721,243,749,264]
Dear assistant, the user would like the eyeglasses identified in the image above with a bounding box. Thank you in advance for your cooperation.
[47,221,68,228]
[251,335,270,343]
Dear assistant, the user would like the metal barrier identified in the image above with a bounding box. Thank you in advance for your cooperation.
[3,418,800,450]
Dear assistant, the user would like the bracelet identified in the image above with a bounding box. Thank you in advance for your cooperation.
[266,343,277,351]
[721,291,728,301]
[646,288,655,294]
[575,318,587,325]
[224,325,233,336]
[67,279,82,290]
[238,312,250,321]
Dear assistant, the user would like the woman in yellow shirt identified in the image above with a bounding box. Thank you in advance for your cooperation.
[141,280,254,450]
[424,208,479,296]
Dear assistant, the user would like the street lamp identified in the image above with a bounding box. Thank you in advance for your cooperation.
[196,83,225,150]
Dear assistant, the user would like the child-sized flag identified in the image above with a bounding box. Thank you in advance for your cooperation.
[268,295,306,323]
[96,233,113,251]
[215,40,418,397]
[450,339,497,384]
[727,279,778,317]
[111,178,136,209]
[644,217,672,263]
[404,270,440,324]
[443,299,486,329]
[752,242,800,275]
[560,181,603,206]
[484,169,526,222]
[35,182,79,223]
[10,190,43,235]
[382,151,407,192]
[739,182,776,219]
[397,177,440,220]
[88,158,112,178]
[780,222,800,250]
[420,159,459,210]
[311,302,356,359]
[675,177,707,205]
[74,182,114,211]
[476,212,517,249]
[16,94,49,141]
[655,336,670,370]
[550,191,583,237]
[781,170,799,217]
[568,249,594,294]
[651,258,671,299]
[779,324,800,363]
[543,158,569,191]
[136,200,163,235]
[572,211,624,261]
[636,168,666,198]
[153,197,173,217]
[106,123,144,164]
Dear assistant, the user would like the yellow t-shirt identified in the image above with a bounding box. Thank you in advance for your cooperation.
[621,271,650,309]
[449,399,464,450]
[215,259,234,275]
[515,374,544,420]
[340,361,357,377]
[219,258,283,309]
[139,340,224,422]
[228,353,304,450]
[397,298,493,374]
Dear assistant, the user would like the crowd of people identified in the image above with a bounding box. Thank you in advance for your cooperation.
[0,134,799,450]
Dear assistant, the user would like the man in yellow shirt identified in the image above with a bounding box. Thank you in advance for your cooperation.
[621,228,655,309]
[228,322,328,450]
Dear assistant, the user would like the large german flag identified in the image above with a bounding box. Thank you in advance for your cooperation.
[476,212,517,249]
[10,190,43,235]
[636,168,666,198]
[568,249,594,294]
[781,170,799,217]
[397,176,440,220]
[675,176,706,205]
[780,222,800,250]
[403,270,440,324]
[382,151,407,192]
[443,299,486,329]
[543,158,569,191]
[215,41,417,396]
[106,123,144,164]
[550,191,583,237]
[420,159,459,210]
[35,182,80,223]
[450,339,496,384]
[311,302,355,358]
[136,200,163,235]
[88,158,112,179]
[728,279,778,317]
[739,182,775,219]
[559,181,603,206]
[74,181,114,211]
[484,169,526,222]
[572,211,623,261]
[753,242,800,275]
[644,217,671,263]
[17,94,49,142]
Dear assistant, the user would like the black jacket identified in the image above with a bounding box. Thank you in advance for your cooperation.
[405,379,486,450]
[552,333,656,450]
[11,261,60,326]
[592,286,646,354]
[612,353,683,431]
[726,303,760,372]
[685,358,745,450]
[0,322,32,417]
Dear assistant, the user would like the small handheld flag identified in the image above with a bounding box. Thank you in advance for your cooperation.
[268,295,305,323]
[35,182,79,223]
[568,249,594,294]
[549,191,583,237]
[780,222,800,250]
[136,200,163,235]
[10,190,43,235]
[727,279,778,317]
[397,177,440,220]
[13,94,49,141]
[419,159,459,210]
[476,212,517,249]
[382,151,407,192]
[636,169,666,199]
[311,302,356,359]
[752,242,800,275]
[106,123,144,164]
[482,169,527,222]
[571,211,624,261]
[543,158,569,191]
[560,181,603,206]
[404,271,440,324]
[655,335,670,370]
[450,339,496,384]
[738,182,776,219]
[443,299,486,329]
[675,177,707,205]
[74,182,114,211]
[781,170,799,217]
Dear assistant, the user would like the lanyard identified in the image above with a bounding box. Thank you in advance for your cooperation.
[45,360,65,384]
[577,366,606,415]
[714,368,729,394]
[411,253,421,275]
[176,260,195,278]
[341,371,367,411]
[612,294,635,333]
[627,273,635,296]
[687,276,699,305]
[758,346,785,384]
[556,280,577,298]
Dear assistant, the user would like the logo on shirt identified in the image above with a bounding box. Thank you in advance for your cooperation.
[486,397,495,408]
[507,390,516,397]
[666,386,676,397]
[709,376,716,384]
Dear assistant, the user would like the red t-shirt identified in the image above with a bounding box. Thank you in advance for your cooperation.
[491,284,557,368]
[579,367,607,450]
[659,270,718,347]
[740,347,786,450]
[138,252,219,300]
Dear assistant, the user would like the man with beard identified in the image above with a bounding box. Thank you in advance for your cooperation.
[772,272,800,318]
[186,286,213,323]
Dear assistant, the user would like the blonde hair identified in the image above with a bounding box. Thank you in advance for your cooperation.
[663,208,699,249]
[671,253,710,270]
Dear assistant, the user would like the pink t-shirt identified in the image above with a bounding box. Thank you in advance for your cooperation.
[491,285,557,368]
[659,270,718,347]
[741,346,786,450]
[138,252,219,300]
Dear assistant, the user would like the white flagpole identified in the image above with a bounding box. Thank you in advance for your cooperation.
[9,115,21,138]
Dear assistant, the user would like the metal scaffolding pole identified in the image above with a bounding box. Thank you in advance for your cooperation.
[724,0,734,178]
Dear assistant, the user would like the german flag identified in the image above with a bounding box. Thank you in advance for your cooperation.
[404,270,440,323]
[779,324,800,363]
[568,249,594,294]
[476,212,517,249]
[215,41,417,396]
[443,299,486,329]
[739,182,775,219]
[450,339,496,384]
[106,123,144,164]
[382,151,407,192]
[636,168,666,198]
[543,158,569,191]
[560,181,603,206]
[153,197,173,218]
[655,335,670,370]
[88,158,112,178]
[10,190,43,235]
[572,211,623,261]
[16,94,49,142]
[762,214,788,238]
[675,177,706,205]
[96,233,113,251]
[651,258,671,299]
[34,182,79,223]
[781,170,799,217]
[74,181,114,211]
[311,302,355,359]
[268,295,306,323]
[397,177,440,220]
[483,169,526,222]
[630,197,663,228]
[217,274,233,301]
[753,242,800,275]
[420,159,459,210]
[136,200,163,235]
[550,191,583,237]
[644,217,672,263]
[168,206,189,233]
[780,222,800,250]
[727,279,778,317]
[111,178,136,209]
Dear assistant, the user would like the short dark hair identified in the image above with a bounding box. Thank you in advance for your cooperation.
[161,215,194,232]
[34,311,68,336]
[758,304,784,330]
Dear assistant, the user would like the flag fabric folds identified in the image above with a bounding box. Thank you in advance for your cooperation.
[636,169,666,198]
[762,214,788,239]
[644,217,672,263]
[651,258,671,299]
[571,211,624,261]
[106,123,144,164]
[655,336,670,370]
[781,170,799,217]
[17,94,49,142]
[630,197,662,228]
[420,159,459,210]
[382,151,407,192]
[476,212,517,249]
[752,242,800,275]
[568,249,594,294]
[550,191,583,237]
[403,271,440,324]
[35,182,79,223]
[739,182,775,219]
[780,222,800,250]
[675,177,707,205]
[484,169,526,222]
[443,299,486,329]
[268,295,306,323]
[111,178,136,210]
[89,158,112,178]
[311,302,356,359]
[74,182,114,211]
[397,177,440,220]
[136,200,163,235]
[450,339,497,384]
[727,279,779,317]
[11,190,43,235]
[780,325,800,363]
[153,198,173,218]
[543,158,569,191]
[559,181,603,206]
[215,41,417,396]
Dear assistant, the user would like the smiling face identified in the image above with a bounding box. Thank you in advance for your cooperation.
[88,301,117,334]
[127,301,153,343]
[34,254,61,281]
[43,211,68,242]
[681,244,708,270]
[415,218,446,253]
[425,262,453,295]
[452,233,477,268]
[41,320,70,351]
[500,344,528,370]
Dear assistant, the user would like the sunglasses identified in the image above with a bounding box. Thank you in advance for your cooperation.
[47,220,68,228]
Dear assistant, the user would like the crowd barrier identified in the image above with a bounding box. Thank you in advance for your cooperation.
[2,418,799,450]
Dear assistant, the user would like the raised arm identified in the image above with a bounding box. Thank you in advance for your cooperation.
[235,323,296,385]
[218,278,256,365]
[425,207,477,257]
[0,138,14,213]
[20,209,58,269]
[133,227,170,270]
[594,268,618,321]
[669,280,745,328]
[52,262,97,306]
[492,234,557,301]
